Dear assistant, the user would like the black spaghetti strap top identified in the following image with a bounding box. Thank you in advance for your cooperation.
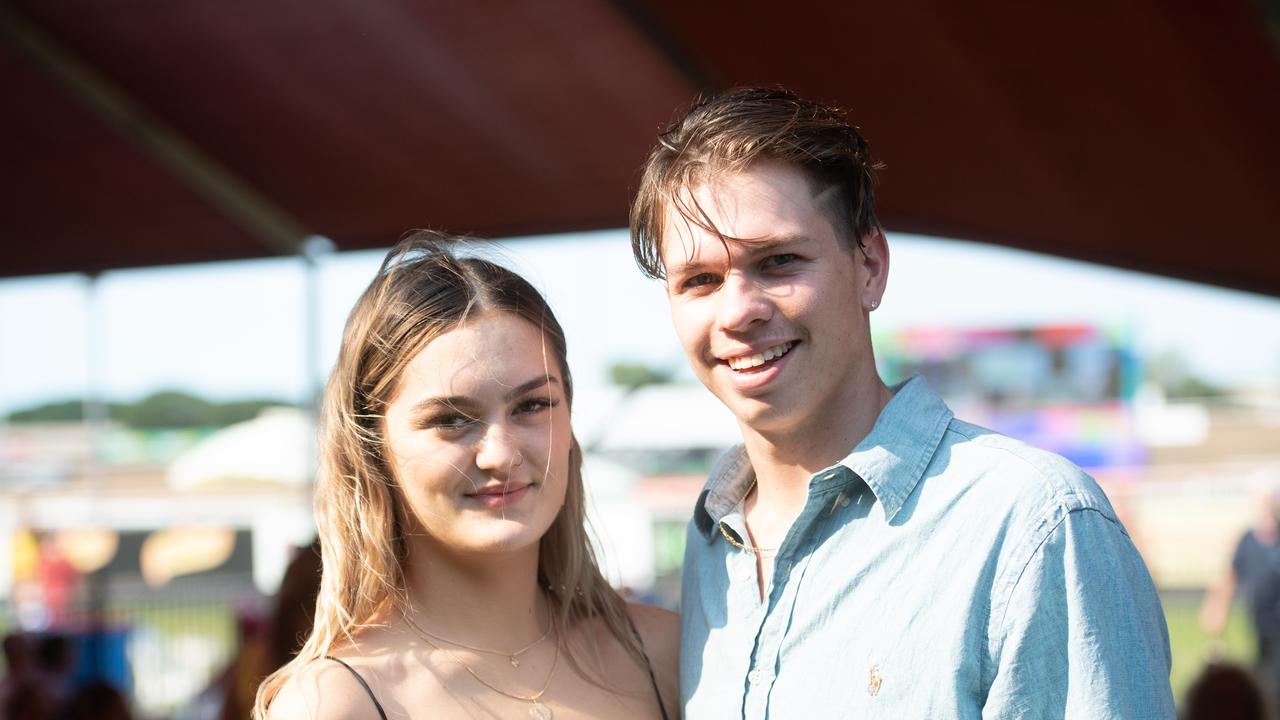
[324,656,388,720]
[627,614,673,720]
[642,649,672,720]
[324,637,670,720]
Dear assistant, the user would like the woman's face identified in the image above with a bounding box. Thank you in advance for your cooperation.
[382,311,571,556]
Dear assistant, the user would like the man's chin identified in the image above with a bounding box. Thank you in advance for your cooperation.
[723,393,802,435]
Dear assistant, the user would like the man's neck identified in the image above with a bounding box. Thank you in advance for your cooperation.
[733,376,893,600]
[741,375,893,499]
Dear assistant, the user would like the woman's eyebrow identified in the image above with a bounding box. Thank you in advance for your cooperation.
[408,375,561,415]
[409,395,475,416]
[503,375,561,402]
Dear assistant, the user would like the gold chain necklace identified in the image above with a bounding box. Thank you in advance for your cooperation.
[401,612,551,669]
[719,522,778,556]
[718,479,778,556]
[404,615,560,720]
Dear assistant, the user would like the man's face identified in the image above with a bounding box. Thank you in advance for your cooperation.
[659,161,887,436]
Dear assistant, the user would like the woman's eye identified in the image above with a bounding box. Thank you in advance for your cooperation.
[421,413,475,432]
[515,397,559,416]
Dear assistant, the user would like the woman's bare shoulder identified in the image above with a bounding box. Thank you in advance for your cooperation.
[626,602,678,660]
[626,602,680,718]
[266,657,385,720]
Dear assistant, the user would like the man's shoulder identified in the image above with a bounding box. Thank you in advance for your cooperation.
[937,417,1115,518]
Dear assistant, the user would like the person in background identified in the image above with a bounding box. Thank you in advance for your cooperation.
[2,632,52,720]
[256,232,678,719]
[1202,488,1280,710]
[32,635,74,710]
[1180,661,1266,720]
[55,680,133,720]
[213,538,324,720]
[629,86,1174,718]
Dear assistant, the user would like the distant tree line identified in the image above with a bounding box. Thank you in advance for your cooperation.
[5,391,293,429]
[608,361,674,391]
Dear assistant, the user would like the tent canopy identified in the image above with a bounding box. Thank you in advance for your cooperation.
[2,1,1277,296]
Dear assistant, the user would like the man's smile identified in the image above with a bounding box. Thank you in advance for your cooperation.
[722,341,798,371]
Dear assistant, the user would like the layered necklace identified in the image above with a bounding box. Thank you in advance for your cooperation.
[403,613,559,720]
[403,613,552,669]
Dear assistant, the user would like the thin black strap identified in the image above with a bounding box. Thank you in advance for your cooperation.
[626,615,672,720]
[323,656,389,720]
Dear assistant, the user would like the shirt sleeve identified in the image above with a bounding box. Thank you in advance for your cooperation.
[1231,532,1249,577]
[982,507,1175,720]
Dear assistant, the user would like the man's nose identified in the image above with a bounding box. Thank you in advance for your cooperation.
[716,273,773,332]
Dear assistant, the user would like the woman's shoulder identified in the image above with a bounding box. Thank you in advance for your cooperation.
[266,655,387,720]
[626,602,680,718]
[625,602,679,664]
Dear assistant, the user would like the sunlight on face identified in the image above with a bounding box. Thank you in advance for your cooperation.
[382,311,571,556]
[659,162,884,435]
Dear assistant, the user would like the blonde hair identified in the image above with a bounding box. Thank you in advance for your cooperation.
[255,231,644,717]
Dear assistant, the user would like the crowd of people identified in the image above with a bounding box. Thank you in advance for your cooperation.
[0,632,130,720]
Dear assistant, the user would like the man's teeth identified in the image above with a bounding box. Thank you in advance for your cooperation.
[727,342,795,371]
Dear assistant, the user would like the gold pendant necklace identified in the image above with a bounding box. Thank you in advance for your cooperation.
[405,614,560,719]
[402,612,551,668]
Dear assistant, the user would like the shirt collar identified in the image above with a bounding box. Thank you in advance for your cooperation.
[838,375,953,522]
[693,375,953,538]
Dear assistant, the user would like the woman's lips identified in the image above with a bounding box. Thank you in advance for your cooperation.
[466,482,532,509]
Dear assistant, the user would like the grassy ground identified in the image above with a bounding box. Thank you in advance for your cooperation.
[1164,590,1255,706]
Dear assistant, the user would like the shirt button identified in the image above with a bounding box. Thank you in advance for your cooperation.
[747,668,764,685]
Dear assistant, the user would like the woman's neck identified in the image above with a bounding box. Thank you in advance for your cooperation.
[399,539,551,651]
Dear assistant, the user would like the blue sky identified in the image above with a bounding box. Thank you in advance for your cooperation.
[1,230,1278,416]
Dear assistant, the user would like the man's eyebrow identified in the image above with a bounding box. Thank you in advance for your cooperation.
[666,255,708,279]
[667,234,814,277]
[738,233,814,254]
[408,375,561,415]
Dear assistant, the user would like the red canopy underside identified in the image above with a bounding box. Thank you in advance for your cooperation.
[2,0,1277,296]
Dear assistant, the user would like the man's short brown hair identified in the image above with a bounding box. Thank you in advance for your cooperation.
[629,86,882,279]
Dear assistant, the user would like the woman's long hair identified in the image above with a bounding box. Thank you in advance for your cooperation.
[254,231,643,717]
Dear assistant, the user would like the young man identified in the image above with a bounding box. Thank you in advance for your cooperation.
[630,87,1175,718]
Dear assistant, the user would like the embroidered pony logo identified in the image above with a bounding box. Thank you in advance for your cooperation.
[868,665,883,697]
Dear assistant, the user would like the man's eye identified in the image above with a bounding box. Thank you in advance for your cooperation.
[681,273,718,291]
[762,253,799,269]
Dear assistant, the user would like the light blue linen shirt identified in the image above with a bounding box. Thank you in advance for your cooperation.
[679,376,1174,719]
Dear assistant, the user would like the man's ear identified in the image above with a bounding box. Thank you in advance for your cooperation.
[859,229,889,311]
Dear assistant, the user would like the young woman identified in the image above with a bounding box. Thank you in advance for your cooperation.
[256,232,678,719]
